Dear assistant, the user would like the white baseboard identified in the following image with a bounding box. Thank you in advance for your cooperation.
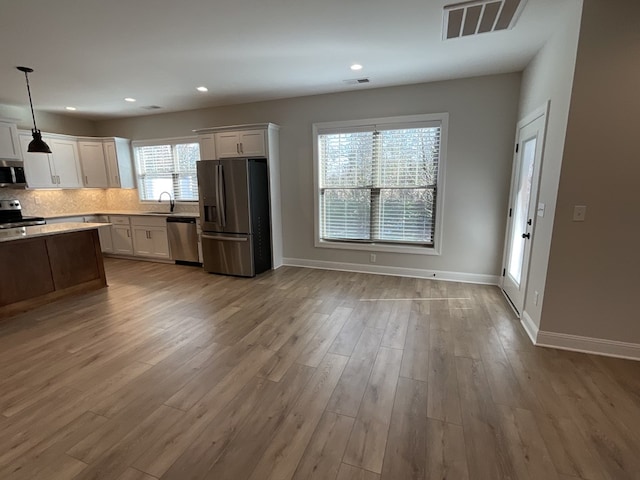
[520,311,539,344]
[536,331,640,361]
[517,310,639,361]
[281,258,499,285]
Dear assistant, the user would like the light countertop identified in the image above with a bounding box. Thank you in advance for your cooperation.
[0,222,109,243]
[43,210,199,219]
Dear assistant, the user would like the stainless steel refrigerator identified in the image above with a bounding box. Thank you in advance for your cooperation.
[197,157,272,277]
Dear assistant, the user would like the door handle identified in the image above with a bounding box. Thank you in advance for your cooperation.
[522,233,531,239]
[202,234,247,242]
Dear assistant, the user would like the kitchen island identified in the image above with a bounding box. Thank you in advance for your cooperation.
[0,223,108,318]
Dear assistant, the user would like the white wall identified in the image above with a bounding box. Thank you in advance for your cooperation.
[97,74,521,281]
[541,0,640,343]
[516,0,583,327]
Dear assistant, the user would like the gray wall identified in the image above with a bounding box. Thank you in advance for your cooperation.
[0,104,97,136]
[97,74,521,279]
[541,0,640,342]
[517,0,583,327]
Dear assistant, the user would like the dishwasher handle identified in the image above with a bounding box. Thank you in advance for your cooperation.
[166,217,197,224]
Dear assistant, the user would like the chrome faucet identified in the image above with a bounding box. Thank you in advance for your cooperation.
[158,191,175,212]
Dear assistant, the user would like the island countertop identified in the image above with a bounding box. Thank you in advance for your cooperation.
[0,222,110,243]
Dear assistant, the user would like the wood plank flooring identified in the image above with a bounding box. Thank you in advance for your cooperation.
[1,258,639,480]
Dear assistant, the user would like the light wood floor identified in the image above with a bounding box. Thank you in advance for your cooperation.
[1,259,639,480]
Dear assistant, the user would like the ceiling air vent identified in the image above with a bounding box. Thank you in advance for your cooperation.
[343,78,370,85]
[443,0,527,40]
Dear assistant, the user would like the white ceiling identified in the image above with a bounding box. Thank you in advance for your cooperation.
[0,0,573,120]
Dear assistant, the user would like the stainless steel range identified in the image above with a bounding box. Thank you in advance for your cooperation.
[0,199,46,229]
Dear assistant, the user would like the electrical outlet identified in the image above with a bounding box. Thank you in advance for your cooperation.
[370,253,376,263]
[34,196,40,205]
[572,205,587,222]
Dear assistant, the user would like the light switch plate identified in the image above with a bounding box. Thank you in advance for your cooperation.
[537,202,545,217]
[573,205,587,221]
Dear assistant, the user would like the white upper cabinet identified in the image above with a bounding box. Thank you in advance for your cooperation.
[78,140,109,188]
[103,138,135,189]
[214,130,266,158]
[0,121,20,159]
[48,138,82,188]
[20,133,55,188]
[197,133,216,160]
[79,138,134,189]
[20,133,82,188]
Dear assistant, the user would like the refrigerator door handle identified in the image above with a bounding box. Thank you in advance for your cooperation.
[201,234,248,242]
[217,164,227,227]
[213,164,222,226]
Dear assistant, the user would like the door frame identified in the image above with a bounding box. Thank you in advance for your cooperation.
[500,101,550,316]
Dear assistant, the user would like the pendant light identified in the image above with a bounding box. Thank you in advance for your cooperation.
[16,66,52,154]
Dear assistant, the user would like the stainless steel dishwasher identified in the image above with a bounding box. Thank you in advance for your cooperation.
[166,216,200,264]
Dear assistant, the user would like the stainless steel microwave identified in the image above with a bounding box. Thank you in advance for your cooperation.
[0,160,27,188]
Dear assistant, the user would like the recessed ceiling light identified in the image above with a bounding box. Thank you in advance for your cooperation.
[124,97,136,102]
[65,106,77,111]
[350,64,363,71]
[196,86,208,92]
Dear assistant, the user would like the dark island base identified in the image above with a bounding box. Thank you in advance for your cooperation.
[0,229,107,319]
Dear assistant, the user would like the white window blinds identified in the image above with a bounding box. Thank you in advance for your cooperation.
[318,122,441,246]
[134,140,200,201]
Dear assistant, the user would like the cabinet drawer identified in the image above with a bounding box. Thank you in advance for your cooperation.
[110,216,131,225]
[130,215,167,227]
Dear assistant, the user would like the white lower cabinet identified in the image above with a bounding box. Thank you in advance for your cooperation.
[110,216,134,255]
[131,216,170,259]
[86,215,113,253]
[98,226,114,253]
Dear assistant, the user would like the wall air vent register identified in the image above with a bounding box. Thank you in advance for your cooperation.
[443,0,527,40]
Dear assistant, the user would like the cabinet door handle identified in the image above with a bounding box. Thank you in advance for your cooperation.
[239,143,243,154]
[236,143,240,154]
[57,175,60,184]
[51,175,55,184]
[85,175,89,184]
[126,229,130,238]
[115,175,119,183]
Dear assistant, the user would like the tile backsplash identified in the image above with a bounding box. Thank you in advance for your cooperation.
[0,188,199,217]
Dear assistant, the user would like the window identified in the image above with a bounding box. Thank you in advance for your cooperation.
[133,138,200,201]
[314,114,447,254]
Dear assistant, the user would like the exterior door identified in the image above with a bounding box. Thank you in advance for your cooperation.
[501,109,547,315]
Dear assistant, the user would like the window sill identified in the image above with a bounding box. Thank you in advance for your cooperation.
[315,239,440,256]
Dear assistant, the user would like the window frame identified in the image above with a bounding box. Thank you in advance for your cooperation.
[132,136,200,203]
[312,113,448,255]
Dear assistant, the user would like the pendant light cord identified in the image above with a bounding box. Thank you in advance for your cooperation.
[23,70,39,132]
